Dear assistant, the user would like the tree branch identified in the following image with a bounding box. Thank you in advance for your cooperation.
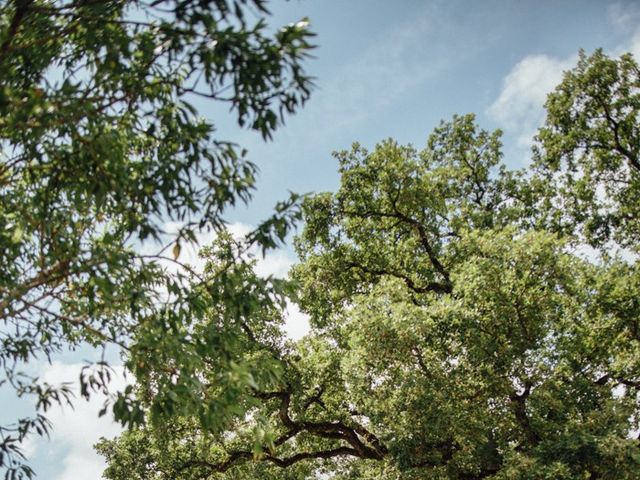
[346,261,451,295]
[0,0,33,62]
[509,382,540,446]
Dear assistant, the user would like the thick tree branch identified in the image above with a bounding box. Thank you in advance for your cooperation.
[264,446,360,467]
[0,0,33,62]
[340,205,452,290]
[177,386,386,476]
[0,260,72,318]
[509,382,541,446]
[388,203,451,285]
[254,387,387,461]
[302,386,326,411]
[595,95,640,172]
[346,261,451,295]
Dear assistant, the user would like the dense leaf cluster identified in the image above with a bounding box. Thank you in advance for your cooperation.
[99,50,640,480]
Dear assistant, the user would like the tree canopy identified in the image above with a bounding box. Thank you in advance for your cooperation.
[99,49,640,480]
[0,0,315,477]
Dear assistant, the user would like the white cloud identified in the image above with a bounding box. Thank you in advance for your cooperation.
[253,249,294,279]
[226,221,253,239]
[283,301,311,341]
[488,5,640,158]
[487,54,575,151]
[616,26,640,61]
[19,433,37,460]
[609,3,640,58]
[608,2,640,31]
[55,452,110,480]
[628,31,640,59]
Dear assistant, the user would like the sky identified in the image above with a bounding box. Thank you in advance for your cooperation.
[12,0,640,478]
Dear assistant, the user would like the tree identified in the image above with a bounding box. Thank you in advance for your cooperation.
[98,51,640,479]
[533,49,640,248]
[0,0,314,476]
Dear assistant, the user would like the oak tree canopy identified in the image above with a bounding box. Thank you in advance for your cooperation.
[98,50,640,480]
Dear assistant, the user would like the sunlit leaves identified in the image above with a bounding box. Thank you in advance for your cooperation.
[102,57,640,477]
[534,49,640,247]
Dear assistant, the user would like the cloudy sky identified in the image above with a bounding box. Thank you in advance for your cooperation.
[16,0,640,478]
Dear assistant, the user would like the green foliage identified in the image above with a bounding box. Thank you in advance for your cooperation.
[0,0,314,476]
[99,51,640,479]
[534,49,640,247]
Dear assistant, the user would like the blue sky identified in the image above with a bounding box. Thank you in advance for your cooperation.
[220,0,640,226]
[16,1,640,478]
